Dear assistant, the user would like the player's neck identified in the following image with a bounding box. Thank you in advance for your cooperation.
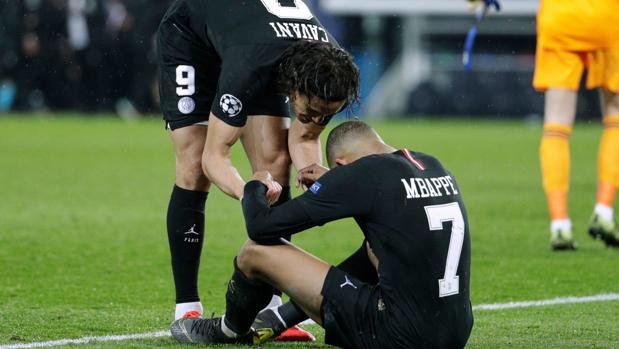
[354,142,396,160]
[369,141,396,155]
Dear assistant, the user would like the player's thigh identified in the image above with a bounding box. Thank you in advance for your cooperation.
[585,46,619,94]
[534,48,580,125]
[533,48,584,93]
[601,89,619,117]
[241,115,292,185]
[158,6,220,130]
[170,125,210,191]
[319,266,384,349]
[599,48,619,116]
[237,240,329,323]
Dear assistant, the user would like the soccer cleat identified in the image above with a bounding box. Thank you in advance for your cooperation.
[252,309,315,344]
[276,325,316,342]
[588,213,619,247]
[550,229,577,251]
[170,315,255,344]
[252,309,286,344]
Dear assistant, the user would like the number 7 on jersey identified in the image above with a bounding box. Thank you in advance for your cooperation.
[424,202,465,298]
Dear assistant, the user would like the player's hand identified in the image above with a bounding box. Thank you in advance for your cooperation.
[252,171,282,206]
[467,0,500,11]
[296,163,329,190]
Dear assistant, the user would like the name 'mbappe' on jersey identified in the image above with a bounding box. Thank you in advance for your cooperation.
[401,175,459,199]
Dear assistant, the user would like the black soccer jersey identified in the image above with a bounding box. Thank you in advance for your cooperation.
[242,150,473,348]
[158,0,337,128]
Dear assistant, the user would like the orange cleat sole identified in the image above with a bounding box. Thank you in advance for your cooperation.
[275,325,316,342]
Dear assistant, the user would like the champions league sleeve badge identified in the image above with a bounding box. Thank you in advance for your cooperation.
[220,94,243,117]
[309,181,322,194]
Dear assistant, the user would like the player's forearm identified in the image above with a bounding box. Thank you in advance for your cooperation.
[203,153,245,200]
[289,138,322,170]
[288,119,324,170]
[203,115,245,200]
[242,181,315,241]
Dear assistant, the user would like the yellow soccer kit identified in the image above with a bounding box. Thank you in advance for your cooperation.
[533,0,619,92]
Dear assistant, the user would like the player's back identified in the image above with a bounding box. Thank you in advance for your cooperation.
[176,0,334,54]
[357,150,472,349]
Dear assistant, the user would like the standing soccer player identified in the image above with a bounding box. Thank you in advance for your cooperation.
[171,121,473,349]
[157,0,359,325]
[535,0,619,249]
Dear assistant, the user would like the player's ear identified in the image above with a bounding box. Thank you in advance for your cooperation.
[335,158,350,167]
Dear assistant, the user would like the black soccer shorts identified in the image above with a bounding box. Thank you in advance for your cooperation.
[157,1,289,130]
[320,267,395,349]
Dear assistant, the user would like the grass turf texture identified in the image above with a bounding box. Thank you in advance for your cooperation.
[0,114,617,348]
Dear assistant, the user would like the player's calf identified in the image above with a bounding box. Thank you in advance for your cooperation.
[224,257,274,336]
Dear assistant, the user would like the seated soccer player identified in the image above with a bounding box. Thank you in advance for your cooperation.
[170,121,473,349]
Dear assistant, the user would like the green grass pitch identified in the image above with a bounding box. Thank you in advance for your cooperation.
[0,114,618,348]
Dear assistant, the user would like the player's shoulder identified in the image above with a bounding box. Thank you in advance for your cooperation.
[347,154,389,173]
[407,150,446,170]
[326,156,376,179]
[312,157,378,190]
[365,150,445,170]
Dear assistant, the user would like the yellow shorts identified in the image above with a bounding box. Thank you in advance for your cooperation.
[533,46,619,92]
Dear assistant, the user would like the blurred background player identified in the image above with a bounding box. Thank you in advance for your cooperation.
[535,0,619,250]
[171,121,473,349]
[157,0,359,339]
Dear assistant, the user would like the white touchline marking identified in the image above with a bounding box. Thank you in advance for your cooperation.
[472,293,619,311]
[1,293,618,349]
[0,331,169,349]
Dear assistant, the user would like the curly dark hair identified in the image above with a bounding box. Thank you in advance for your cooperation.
[277,40,360,108]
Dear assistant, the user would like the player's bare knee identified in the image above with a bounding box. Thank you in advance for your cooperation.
[544,89,577,125]
[262,150,292,183]
[236,240,262,278]
[602,89,619,116]
[176,157,210,190]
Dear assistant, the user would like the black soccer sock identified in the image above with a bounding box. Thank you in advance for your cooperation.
[337,241,379,285]
[276,301,308,328]
[166,185,208,304]
[224,258,274,335]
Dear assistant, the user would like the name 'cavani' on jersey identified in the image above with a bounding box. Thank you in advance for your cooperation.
[158,0,337,129]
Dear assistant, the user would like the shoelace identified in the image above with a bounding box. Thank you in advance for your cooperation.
[190,313,218,337]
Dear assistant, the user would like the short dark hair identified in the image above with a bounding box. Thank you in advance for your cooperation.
[277,40,360,108]
[326,120,374,167]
